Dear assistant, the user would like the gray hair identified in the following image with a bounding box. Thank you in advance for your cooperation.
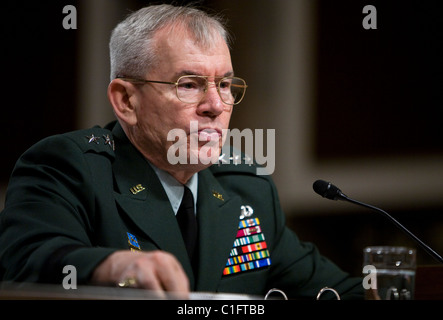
[109,4,231,81]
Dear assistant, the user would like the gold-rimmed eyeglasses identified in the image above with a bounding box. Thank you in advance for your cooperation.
[117,75,247,105]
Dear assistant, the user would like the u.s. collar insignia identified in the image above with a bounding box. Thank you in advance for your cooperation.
[127,232,141,251]
[240,205,254,219]
[130,184,145,195]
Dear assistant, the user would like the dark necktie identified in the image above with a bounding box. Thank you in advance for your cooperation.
[176,186,198,263]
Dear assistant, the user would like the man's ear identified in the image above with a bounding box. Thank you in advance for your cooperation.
[107,79,138,126]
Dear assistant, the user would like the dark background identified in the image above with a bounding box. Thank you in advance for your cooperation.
[315,0,443,160]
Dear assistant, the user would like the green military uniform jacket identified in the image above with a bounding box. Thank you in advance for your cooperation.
[0,121,363,299]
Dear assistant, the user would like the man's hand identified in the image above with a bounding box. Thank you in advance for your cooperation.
[91,250,190,297]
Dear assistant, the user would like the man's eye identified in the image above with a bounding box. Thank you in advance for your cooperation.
[219,81,231,89]
[178,81,201,90]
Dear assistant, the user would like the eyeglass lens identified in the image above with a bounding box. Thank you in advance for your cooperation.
[176,76,246,105]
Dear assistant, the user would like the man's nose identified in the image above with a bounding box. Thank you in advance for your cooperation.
[196,82,227,117]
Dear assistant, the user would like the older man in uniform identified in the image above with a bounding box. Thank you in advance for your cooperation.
[0,4,363,299]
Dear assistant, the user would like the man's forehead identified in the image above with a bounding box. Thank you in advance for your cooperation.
[153,23,228,53]
[150,26,232,77]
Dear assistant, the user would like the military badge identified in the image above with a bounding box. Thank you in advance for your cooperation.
[85,134,100,144]
[127,232,141,251]
[240,205,253,219]
[222,216,271,276]
[103,134,115,150]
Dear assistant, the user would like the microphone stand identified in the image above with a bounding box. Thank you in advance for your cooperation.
[341,193,443,264]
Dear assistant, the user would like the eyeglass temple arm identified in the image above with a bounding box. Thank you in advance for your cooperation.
[116,77,176,85]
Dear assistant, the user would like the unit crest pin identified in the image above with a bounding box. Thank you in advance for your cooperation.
[240,205,254,219]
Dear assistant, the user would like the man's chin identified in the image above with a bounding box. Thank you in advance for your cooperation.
[187,149,220,168]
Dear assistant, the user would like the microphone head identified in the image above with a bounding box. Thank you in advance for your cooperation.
[313,180,345,200]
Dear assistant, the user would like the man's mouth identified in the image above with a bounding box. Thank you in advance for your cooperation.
[197,128,222,142]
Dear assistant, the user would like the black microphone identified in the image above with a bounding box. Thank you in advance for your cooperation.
[313,179,443,264]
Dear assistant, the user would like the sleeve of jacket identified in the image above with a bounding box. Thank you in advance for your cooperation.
[0,128,117,284]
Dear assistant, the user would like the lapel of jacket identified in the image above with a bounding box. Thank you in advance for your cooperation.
[194,169,242,292]
[111,123,194,284]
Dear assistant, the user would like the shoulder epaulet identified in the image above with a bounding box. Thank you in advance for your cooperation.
[65,125,115,158]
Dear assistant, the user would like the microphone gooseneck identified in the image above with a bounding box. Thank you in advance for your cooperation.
[313,179,443,264]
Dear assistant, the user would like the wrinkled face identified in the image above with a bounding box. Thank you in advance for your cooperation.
[129,26,234,174]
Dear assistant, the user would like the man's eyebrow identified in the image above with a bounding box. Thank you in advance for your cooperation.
[173,70,235,78]
[223,71,235,77]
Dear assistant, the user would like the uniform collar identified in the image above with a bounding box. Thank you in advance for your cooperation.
[148,162,198,216]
